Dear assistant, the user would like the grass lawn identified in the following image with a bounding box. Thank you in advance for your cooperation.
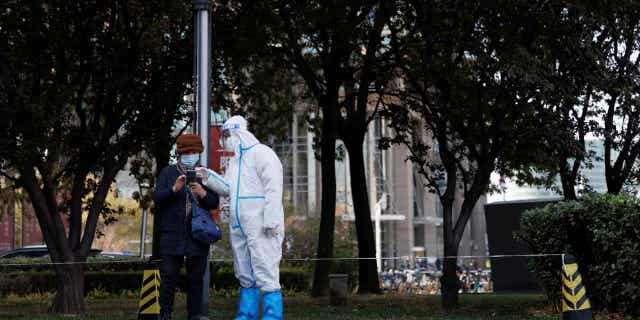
[0,293,570,319]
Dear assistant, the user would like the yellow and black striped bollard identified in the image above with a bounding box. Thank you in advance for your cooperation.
[561,254,592,320]
[138,269,161,320]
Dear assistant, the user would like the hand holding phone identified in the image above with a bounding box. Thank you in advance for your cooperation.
[186,170,197,184]
[172,175,186,193]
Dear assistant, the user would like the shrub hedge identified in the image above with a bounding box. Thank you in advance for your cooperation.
[0,265,310,296]
[519,193,640,316]
[0,257,153,273]
[0,257,364,296]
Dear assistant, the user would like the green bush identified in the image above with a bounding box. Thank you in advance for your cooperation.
[0,266,310,296]
[519,193,640,315]
[0,257,150,273]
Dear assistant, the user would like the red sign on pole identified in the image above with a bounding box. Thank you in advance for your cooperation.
[209,126,234,172]
[208,125,234,224]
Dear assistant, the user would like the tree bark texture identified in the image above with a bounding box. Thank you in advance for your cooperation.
[344,138,380,294]
[311,107,338,297]
[51,264,85,314]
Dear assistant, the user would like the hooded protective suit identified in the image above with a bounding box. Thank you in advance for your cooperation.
[199,116,284,320]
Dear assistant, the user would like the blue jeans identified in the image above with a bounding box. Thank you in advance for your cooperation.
[159,255,208,319]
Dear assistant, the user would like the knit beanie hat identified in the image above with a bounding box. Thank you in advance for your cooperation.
[176,134,204,155]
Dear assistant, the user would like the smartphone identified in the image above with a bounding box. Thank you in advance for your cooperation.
[186,170,197,184]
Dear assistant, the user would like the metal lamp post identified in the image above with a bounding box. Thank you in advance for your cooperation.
[193,0,212,317]
[193,0,211,148]
[138,182,150,259]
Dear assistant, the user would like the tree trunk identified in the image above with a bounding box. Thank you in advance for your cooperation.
[344,139,380,294]
[440,240,459,310]
[51,264,85,314]
[605,160,624,195]
[560,177,577,200]
[311,134,337,297]
[559,159,577,200]
[603,96,621,195]
[439,198,460,310]
[606,176,624,195]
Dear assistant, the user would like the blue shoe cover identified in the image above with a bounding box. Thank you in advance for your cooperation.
[262,291,283,320]
[234,287,260,320]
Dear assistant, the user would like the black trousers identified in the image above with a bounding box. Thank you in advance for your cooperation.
[159,255,208,319]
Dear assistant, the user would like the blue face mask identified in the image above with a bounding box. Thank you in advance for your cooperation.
[180,154,199,168]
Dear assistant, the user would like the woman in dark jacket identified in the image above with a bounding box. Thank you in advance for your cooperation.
[153,134,219,320]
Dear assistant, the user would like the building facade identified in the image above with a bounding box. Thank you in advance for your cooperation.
[0,188,16,252]
[273,113,488,269]
[487,138,611,204]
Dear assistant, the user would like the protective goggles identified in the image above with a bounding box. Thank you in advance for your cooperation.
[220,123,241,148]
[219,129,231,147]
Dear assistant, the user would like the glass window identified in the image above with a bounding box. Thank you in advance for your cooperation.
[435,196,444,218]
[413,172,424,217]
[414,225,425,247]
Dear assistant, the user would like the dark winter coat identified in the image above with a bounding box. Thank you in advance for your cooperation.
[153,164,219,256]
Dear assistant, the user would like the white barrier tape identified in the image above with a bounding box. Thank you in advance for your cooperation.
[430,253,565,260]
[282,256,410,262]
[0,253,565,267]
[282,253,565,262]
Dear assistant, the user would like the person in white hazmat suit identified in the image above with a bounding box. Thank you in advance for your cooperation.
[196,115,284,320]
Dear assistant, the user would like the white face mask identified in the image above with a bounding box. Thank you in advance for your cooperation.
[180,153,199,168]
[222,134,241,153]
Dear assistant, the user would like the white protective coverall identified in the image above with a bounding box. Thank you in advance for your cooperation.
[201,116,285,292]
